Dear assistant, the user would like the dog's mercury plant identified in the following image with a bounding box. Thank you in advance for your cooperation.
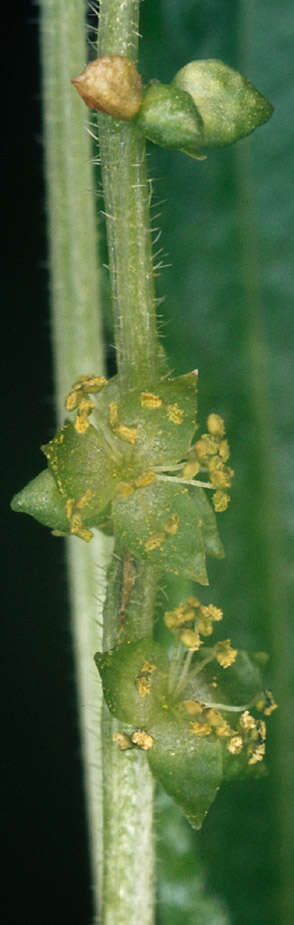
[11,2,276,921]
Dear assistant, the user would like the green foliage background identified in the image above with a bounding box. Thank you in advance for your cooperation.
[133,1,293,922]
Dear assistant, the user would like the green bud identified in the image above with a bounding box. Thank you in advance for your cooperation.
[135,82,205,158]
[95,638,169,726]
[147,707,222,829]
[173,59,273,148]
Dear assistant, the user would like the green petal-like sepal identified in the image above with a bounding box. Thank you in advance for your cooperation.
[173,59,273,148]
[147,708,223,829]
[96,370,198,468]
[192,487,224,561]
[135,82,204,157]
[11,469,69,534]
[94,638,169,726]
[185,648,270,781]
[42,420,120,526]
[112,481,223,584]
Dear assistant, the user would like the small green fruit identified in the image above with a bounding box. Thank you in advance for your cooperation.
[173,59,273,148]
[135,82,204,157]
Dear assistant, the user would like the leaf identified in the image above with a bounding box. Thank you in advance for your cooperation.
[191,486,225,560]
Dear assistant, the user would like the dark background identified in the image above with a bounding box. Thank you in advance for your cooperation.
[3,1,294,923]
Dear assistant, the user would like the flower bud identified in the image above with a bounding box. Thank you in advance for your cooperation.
[172,59,273,147]
[72,56,144,119]
[135,82,205,158]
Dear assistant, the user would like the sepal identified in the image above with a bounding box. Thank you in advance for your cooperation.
[95,638,169,726]
[11,469,69,534]
[147,708,223,829]
[112,480,222,584]
[135,82,204,158]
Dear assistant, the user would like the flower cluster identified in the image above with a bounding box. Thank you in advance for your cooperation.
[12,371,232,586]
[190,413,234,512]
[163,595,276,769]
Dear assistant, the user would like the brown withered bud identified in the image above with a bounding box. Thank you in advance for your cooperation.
[72,55,144,119]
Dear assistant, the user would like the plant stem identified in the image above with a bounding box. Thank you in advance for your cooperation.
[101,550,157,923]
[97,1,159,919]
[39,0,111,914]
[98,0,160,390]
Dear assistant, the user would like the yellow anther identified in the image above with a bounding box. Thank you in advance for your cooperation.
[72,373,107,393]
[215,722,232,738]
[166,403,184,424]
[213,490,230,512]
[74,414,90,434]
[257,719,267,740]
[136,661,157,697]
[164,603,195,629]
[65,390,79,411]
[187,596,201,609]
[190,720,211,737]
[140,660,157,676]
[113,732,132,750]
[164,514,180,535]
[145,532,166,552]
[214,640,237,669]
[193,438,211,460]
[248,743,266,765]
[181,700,203,716]
[219,439,230,462]
[116,423,138,444]
[255,690,278,716]
[134,471,155,488]
[76,489,93,510]
[73,398,96,434]
[131,730,154,750]
[180,629,202,650]
[70,513,93,542]
[198,619,213,637]
[239,711,257,733]
[140,391,162,409]
[201,604,223,623]
[207,413,225,437]
[182,459,201,479]
[108,401,120,429]
[78,397,96,415]
[227,735,243,755]
[136,677,151,697]
[117,481,135,498]
[65,498,74,520]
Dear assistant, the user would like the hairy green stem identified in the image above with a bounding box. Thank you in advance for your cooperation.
[39,0,111,914]
[98,0,160,389]
[97,1,158,919]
